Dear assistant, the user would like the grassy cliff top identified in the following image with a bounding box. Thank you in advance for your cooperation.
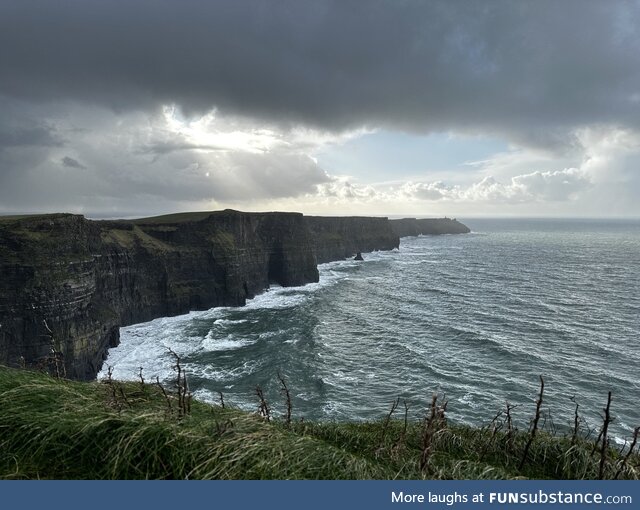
[122,209,305,224]
[0,213,79,223]
[0,366,636,480]
[126,210,228,224]
[0,210,290,225]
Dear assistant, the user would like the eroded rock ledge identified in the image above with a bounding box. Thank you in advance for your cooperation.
[0,210,468,379]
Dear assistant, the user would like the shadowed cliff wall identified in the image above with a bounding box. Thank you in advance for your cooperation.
[0,211,467,380]
[0,211,317,379]
[304,216,399,263]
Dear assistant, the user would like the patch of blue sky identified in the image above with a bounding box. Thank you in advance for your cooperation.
[315,130,509,183]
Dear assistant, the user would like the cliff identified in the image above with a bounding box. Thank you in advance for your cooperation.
[390,217,471,237]
[0,211,318,379]
[0,211,400,379]
[304,216,399,263]
[0,211,466,380]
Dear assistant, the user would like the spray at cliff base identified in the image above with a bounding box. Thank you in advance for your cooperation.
[101,218,640,444]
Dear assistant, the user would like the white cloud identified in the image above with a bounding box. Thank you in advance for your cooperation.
[294,124,640,217]
[316,178,378,200]
[311,168,590,207]
[461,168,591,202]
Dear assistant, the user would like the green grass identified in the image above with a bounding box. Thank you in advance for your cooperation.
[128,211,220,224]
[100,226,174,252]
[0,213,70,223]
[126,210,247,224]
[0,366,637,480]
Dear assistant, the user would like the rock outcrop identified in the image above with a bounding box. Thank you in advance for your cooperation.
[390,217,471,237]
[0,211,317,379]
[0,210,468,380]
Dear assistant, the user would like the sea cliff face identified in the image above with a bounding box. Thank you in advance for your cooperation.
[0,211,318,379]
[304,216,399,263]
[0,210,467,380]
[390,217,471,237]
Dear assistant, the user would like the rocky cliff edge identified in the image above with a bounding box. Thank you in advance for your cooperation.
[0,210,467,379]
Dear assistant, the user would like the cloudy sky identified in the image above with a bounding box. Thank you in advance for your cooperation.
[1,0,640,218]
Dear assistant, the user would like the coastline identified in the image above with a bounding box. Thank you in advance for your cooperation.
[0,210,468,380]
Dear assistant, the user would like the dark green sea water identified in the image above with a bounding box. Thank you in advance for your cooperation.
[101,218,640,443]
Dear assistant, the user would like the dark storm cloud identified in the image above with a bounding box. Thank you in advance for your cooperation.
[135,140,213,162]
[1,0,639,146]
[0,126,62,150]
[61,156,86,169]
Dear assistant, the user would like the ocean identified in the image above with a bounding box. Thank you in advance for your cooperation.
[100,218,640,443]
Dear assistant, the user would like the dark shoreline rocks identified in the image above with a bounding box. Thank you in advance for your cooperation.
[0,210,469,379]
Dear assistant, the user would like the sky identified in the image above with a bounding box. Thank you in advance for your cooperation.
[1,0,640,218]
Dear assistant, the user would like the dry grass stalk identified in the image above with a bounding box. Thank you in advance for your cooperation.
[277,371,292,427]
[256,385,271,422]
[43,319,66,379]
[519,375,544,470]
[391,400,410,458]
[156,376,173,413]
[598,391,613,480]
[167,348,191,417]
[478,408,504,462]
[375,397,399,458]
[398,399,410,444]
[420,393,442,472]
[570,396,581,446]
[118,385,132,409]
[436,397,448,428]
[102,365,122,412]
[504,401,517,451]
[380,398,400,443]
[614,426,640,480]
[544,408,557,435]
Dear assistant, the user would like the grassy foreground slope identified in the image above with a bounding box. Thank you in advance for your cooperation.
[0,366,637,480]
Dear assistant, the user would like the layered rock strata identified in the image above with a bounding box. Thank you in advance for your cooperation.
[0,211,319,379]
[0,210,468,379]
[304,216,399,264]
